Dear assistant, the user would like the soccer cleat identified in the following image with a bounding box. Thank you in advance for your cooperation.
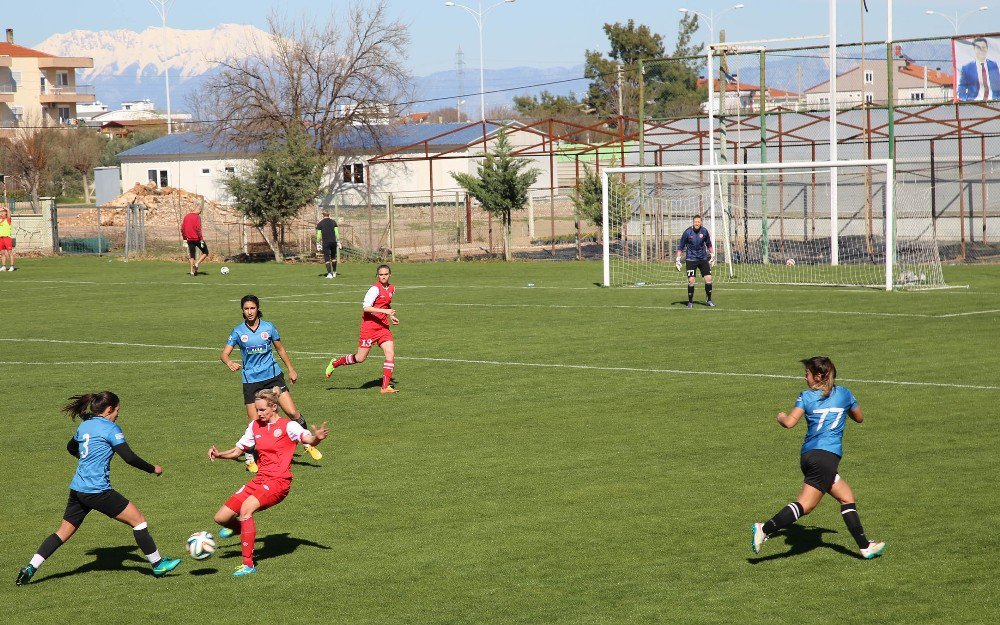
[0,267,6,272]
[751,523,767,554]
[15,565,36,586]
[380,386,399,394]
[686,302,694,309]
[218,527,235,539]
[233,564,256,577]
[305,444,323,461]
[860,541,886,559]
[151,556,182,578]
[706,300,716,307]
[245,458,258,474]
[332,272,337,278]
[325,358,337,378]
[325,273,334,279]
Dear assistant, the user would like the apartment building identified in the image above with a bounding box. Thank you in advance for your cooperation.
[805,59,953,109]
[0,28,95,132]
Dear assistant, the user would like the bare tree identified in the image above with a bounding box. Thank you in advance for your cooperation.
[195,0,411,162]
[56,128,104,204]
[0,115,57,210]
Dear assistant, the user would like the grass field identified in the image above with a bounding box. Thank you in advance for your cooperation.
[1,256,998,624]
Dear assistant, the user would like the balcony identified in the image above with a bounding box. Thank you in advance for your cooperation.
[37,57,94,70]
[40,84,96,104]
[0,82,14,103]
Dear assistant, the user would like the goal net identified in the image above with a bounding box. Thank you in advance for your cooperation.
[601,160,946,290]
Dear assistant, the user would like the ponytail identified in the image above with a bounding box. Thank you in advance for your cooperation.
[800,356,837,397]
[63,391,120,421]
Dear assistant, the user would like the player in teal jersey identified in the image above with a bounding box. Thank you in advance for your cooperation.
[15,392,180,586]
[221,294,322,470]
[750,357,885,559]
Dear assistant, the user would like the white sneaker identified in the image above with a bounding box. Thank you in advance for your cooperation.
[325,273,334,279]
[751,522,767,554]
[0,266,6,272]
[860,541,885,559]
[332,272,336,278]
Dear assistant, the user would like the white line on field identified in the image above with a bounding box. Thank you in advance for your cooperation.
[1,337,996,390]
[935,309,1000,318]
[0,360,214,365]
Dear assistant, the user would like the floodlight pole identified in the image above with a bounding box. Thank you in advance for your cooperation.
[149,0,174,134]
[829,0,838,265]
[445,0,517,122]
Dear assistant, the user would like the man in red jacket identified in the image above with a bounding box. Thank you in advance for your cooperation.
[181,206,208,276]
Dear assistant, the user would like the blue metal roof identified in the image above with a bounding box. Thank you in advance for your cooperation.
[118,122,509,160]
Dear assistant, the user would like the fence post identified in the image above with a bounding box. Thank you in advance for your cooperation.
[455,191,461,259]
[465,194,472,243]
[49,199,59,254]
[527,191,535,239]
[388,193,395,263]
[488,210,493,254]
[97,205,102,257]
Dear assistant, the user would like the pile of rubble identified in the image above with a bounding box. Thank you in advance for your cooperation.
[84,183,240,228]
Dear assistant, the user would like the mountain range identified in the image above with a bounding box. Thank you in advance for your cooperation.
[34,24,587,115]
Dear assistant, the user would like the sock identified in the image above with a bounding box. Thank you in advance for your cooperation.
[332,260,337,274]
[706,283,713,300]
[325,262,333,274]
[223,518,242,533]
[30,533,64,569]
[240,516,256,567]
[687,284,695,302]
[294,416,308,429]
[762,501,804,536]
[244,451,255,464]
[382,360,395,389]
[333,354,357,368]
[132,522,161,563]
[841,503,871,549]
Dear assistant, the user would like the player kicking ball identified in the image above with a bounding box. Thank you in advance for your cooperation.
[675,214,716,308]
[325,264,400,393]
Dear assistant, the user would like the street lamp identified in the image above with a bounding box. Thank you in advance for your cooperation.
[925,6,988,35]
[149,0,174,134]
[445,0,516,122]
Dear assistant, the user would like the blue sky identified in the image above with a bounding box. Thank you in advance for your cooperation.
[5,0,996,74]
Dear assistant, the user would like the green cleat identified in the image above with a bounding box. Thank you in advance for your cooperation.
[233,564,256,577]
[15,565,36,586]
[218,527,235,539]
[151,556,182,578]
[325,358,336,378]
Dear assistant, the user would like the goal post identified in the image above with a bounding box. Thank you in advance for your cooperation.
[601,159,946,291]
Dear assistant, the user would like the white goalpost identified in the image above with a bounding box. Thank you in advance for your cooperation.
[601,159,946,291]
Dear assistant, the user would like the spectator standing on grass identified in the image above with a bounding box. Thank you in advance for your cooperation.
[181,205,209,276]
[315,210,340,279]
[750,356,885,560]
[0,206,14,271]
[675,214,715,308]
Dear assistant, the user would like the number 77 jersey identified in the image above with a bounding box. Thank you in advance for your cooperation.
[796,386,859,457]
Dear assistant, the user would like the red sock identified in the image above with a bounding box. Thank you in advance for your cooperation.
[240,516,256,567]
[382,360,394,389]
[334,354,356,368]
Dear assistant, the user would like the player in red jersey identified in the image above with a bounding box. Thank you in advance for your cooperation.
[208,387,328,576]
[325,264,400,393]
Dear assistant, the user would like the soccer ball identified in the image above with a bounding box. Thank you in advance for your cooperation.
[220,266,230,275]
[186,531,216,560]
[786,258,796,267]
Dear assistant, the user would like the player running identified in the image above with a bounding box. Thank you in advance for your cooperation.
[208,387,329,576]
[675,214,716,308]
[16,392,181,586]
[750,357,885,559]
[325,264,400,394]
[221,294,322,470]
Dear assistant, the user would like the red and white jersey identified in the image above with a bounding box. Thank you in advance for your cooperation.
[235,416,306,480]
[361,282,395,328]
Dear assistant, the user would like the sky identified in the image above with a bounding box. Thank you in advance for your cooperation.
[5,0,997,75]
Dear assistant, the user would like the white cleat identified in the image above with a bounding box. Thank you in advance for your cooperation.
[751,522,768,554]
[325,273,334,279]
[860,541,885,559]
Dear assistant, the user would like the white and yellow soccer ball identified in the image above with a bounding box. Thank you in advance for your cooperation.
[186,531,216,560]
[220,266,230,275]
[786,258,796,267]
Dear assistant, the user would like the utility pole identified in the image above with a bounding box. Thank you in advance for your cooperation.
[456,46,466,122]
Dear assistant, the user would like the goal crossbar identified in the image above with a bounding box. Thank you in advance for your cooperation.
[601,159,897,290]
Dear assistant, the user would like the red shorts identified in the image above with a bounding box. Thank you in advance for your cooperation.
[0,237,11,251]
[224,476,291,513]
[359,324,393,349]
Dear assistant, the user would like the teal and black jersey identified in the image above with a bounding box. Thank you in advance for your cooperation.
[796,385,858,457]
[677,226,713,261]
[228,320,282,384]
[69,417,126,493]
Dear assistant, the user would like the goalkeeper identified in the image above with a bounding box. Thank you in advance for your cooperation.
[675,214,716,308]
[315,211,340,279]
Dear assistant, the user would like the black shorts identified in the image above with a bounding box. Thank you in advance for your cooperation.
[187,240,209,258]
[800,449,842,493]
[321,241,337,262]
[242,373,287,405]
[63,489,131,527]
[686,259,712,278]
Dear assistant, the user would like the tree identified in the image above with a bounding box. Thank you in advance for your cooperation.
[99,129,165,168]
[451,129,540,261]
[0,116,58,210]
[571,163,638,240]
[55,128,104,203]
[195,0,410,171]
[513,91,583,117]
[223,128,324,262]
[425,106,469,123]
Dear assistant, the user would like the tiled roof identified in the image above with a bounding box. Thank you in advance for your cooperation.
[0,42,54,58]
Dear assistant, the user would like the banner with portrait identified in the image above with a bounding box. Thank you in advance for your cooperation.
[953,34,1000,102]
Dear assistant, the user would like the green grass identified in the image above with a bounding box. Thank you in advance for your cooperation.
[1,256,998,624]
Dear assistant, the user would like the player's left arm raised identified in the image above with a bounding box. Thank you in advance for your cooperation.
[273,339,297,384]
[299,421,329,447]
